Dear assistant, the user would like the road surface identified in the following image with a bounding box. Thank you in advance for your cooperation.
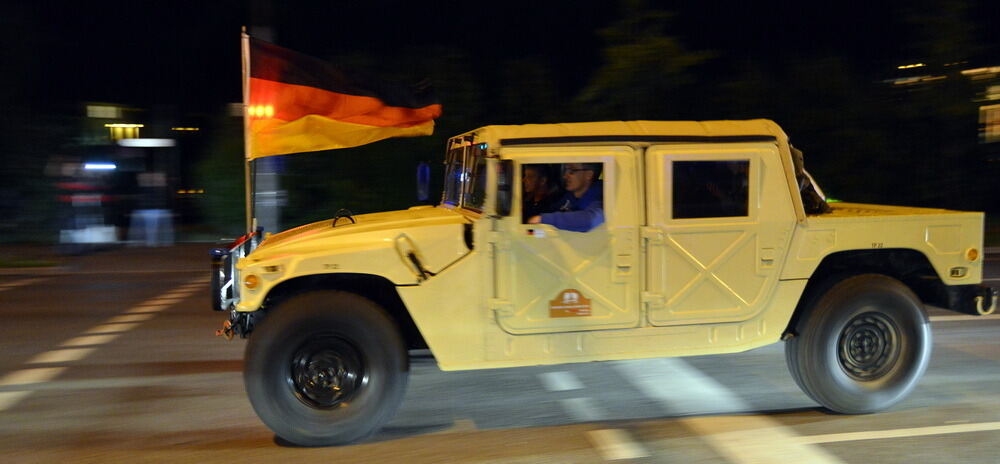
[1,244,998,463]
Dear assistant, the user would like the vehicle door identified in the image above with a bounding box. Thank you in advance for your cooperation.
[643,143,796,325]
[491,146,642,334]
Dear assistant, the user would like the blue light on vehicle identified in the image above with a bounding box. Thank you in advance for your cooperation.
[83,163,117,170]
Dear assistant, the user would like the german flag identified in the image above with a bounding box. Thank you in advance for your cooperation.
[244,36,442,159]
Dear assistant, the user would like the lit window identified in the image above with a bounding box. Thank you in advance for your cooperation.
[981,104,1000,144]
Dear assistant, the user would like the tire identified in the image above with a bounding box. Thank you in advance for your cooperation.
[244,290,409,446]
[785,274,932,414]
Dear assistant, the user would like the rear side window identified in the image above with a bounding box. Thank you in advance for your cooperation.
[672,160,749,219]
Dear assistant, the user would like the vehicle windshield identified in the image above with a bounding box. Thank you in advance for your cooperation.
[442,137,488,212]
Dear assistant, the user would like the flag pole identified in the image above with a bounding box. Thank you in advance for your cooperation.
[241,27,254,234]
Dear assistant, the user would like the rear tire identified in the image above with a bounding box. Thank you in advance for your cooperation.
[244,291,408,446]
[785,274,931,413]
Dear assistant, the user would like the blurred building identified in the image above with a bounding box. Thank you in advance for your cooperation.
[970,71,1000,145]
[71,103,209,245]
[885,62,1000,154]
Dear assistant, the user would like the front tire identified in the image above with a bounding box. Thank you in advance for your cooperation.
[785,274,932,413]
[244,291,408,446]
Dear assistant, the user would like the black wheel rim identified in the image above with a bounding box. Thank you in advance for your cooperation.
[838,312,901,381]
[289,335,367,409]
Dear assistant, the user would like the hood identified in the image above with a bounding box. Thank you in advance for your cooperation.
[823,202,968,218]
[254,205,470,253]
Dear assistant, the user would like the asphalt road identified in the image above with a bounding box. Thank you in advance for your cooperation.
[1,245,998,463]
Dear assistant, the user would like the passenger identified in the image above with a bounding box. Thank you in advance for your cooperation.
[527,162,604,232]
[521,164,562,222]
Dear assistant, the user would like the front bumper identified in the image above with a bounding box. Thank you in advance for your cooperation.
[210,230,262,312]
[211,231,264,340]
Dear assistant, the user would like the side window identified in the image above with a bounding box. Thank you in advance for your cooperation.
[465,155,488,211]
[522,161,606,232]
[442,156,463,206]
[672,160,749,219]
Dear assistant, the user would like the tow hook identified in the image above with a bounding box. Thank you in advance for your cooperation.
[216,319,235,341]
[975,287,999,315]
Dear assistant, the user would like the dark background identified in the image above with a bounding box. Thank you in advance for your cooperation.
[1,0,998,241]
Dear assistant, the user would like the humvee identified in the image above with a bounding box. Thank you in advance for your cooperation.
[211,119,996,446]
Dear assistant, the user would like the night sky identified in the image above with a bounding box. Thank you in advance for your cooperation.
[5,0,998,113]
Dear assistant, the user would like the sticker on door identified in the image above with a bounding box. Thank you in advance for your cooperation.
[550,289,592,317]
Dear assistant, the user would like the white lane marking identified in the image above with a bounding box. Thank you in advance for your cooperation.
[930,314,1000,322]
[0,367,65,387]
[799,421,1000,444]
[0,391,36,410]
[142,296,187,304]
[27,348,97,364]
[982,277,1000,282]
[614,358,745,415]
[84,323,143,334]
[0,277,46,287]
[0,278,206,412]
[105,313,156,324]
[60,334,122,347]
[159,292,197,300]
[3,371,240,392]
[540,371,584,391]
[615,359,843,464]
[52,270,204,275]
[586,429,651,461]
[560,397,608,422]
[125,305,170,314]
[0,277,48,291]
[683,415,844,464]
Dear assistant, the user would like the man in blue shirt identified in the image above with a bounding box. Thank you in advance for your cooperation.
[527,162,604,232]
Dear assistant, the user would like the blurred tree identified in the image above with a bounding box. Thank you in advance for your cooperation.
[493,56,562,124]
[710,0,992,214]
[712,55,898,205]
[0,7,59,242]
[0,6,40,104]
[903,0,980,66]
[0,107,75,243]
[573,0,712,120]
[195,111,246,237]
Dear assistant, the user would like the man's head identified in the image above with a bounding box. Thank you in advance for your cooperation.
[562,163,601,197]
[522,165,549,195]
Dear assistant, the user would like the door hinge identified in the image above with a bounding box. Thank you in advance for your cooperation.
[486,231,509,250]
[641,227,664,245]
[641,292,664,310]
[489,298,514,317]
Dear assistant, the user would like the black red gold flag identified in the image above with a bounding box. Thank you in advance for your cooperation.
[243,36,442,159]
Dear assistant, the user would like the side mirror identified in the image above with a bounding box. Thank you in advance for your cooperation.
[496,159,514,216]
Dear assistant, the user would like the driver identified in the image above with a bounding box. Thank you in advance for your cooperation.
[527,162,603,232]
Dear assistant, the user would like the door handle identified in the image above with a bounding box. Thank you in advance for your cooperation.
[760,247,775,268]
[612,227,637,281]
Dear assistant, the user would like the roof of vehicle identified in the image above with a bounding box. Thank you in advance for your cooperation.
[461,119,788,146]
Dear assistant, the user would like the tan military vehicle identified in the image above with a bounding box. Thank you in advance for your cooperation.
[211,119,996,446]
